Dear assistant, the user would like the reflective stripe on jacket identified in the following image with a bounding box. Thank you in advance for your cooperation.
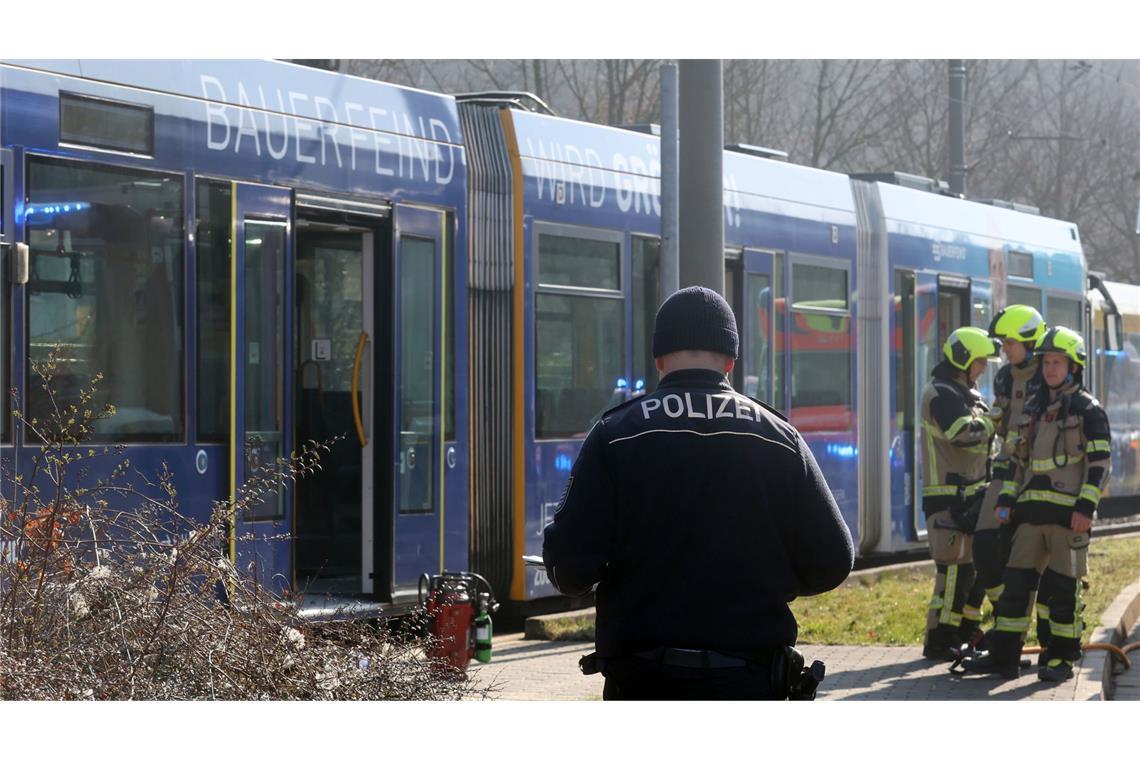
[1009,384,1111,525]
[919,363,993,518]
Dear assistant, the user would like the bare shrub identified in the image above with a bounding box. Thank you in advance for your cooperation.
[0,350,491,700]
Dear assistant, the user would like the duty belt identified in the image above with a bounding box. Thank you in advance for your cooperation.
[634,647,752,669]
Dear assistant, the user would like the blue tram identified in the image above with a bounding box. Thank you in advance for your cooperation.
[0,60,469,611]
[0,60,1127,613]
[460,103,1090,603]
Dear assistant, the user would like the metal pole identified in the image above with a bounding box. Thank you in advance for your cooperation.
[949,60,967,198]
[660,63,679,301]
[678,59,724,295]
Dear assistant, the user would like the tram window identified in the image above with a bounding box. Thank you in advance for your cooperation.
[60,93,154,156]
[399,236,436,514]
[538,234,619,290]
[195,180,231,444]
[789,312,852,418]
[972,286,997,405]
[1006,284,1041,312]
[791,263,847,310]
[445,219,456,441]
[789,262,850,429]
[632,237,661,397]
[535,294,624,439]
[25,158,184,442]
[894,270,916,434]
[1007,250,1034,279]
[1047,295,1083,332]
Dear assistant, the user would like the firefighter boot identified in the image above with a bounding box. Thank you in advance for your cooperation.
[960,632,1021,679]
[957,619,983,656]
[923,624,961,661]
[1038,658,1074,682]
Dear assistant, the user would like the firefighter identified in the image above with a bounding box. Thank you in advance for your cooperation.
[963,326,1111,681]
[542,286,854,700]
[960,305,1046,649]
[920,326,1000,661]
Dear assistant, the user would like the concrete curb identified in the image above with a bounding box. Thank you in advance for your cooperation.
[524,607,595,640]
[1084,577,1140,700]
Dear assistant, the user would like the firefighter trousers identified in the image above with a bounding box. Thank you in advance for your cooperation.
[925,514,975,647]
[986,523,1088,665]
[963,480,1013,630]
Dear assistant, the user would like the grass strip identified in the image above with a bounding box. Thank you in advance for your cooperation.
[792,535,1140,646]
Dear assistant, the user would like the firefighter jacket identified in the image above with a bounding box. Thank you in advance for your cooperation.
[1003,382,1111,526]
[920,362,994,519]
[990,358,1042,481]
[541,368,854,659]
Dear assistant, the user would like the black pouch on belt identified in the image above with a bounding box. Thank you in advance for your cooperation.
[771,645,826,700]
[949,486,982,534]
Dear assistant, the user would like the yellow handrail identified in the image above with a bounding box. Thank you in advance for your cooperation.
[351,331,368,447]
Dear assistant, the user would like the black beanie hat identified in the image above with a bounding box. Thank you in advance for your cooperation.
[652,286,739,359]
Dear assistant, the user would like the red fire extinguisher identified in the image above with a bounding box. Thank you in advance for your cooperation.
[418,572,498,672]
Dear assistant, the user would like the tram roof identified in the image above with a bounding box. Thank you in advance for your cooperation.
[509,109,857,215]
[873,180,1084,256]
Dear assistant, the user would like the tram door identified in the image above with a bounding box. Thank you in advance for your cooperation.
[392,206,448,595]
[294,222,375,595]
[230,183,293,592]
[912,273,970,539]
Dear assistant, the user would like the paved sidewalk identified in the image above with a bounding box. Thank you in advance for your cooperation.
[467,633,600,700]
[467,633,1101,701]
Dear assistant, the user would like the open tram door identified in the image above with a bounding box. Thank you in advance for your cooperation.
[229,182,294,593]
[908,272,991,540]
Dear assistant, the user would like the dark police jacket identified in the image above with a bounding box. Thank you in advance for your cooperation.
[542,369,854,659]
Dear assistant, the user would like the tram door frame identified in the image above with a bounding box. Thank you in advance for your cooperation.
[229,182,294,593]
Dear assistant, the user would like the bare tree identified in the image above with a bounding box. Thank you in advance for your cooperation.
[331,58,1138,279]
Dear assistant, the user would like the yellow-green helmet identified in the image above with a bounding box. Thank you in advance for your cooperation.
[943,326,1001,371]
[989,304,1046,344]
[1034,326,1086,367]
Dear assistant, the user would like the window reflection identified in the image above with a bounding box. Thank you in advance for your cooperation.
[535,295,624,439]
[26,158,184,442]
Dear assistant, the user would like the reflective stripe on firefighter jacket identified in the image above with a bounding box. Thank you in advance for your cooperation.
[1007,383,1111,526]
[990,358,1041,481]
[920,364,994,518]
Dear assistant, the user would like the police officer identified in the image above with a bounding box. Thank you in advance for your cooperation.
[919,326,1000,660]
[960,306,1046,648]
[964,327,1111,681]
[542,286,854,700]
